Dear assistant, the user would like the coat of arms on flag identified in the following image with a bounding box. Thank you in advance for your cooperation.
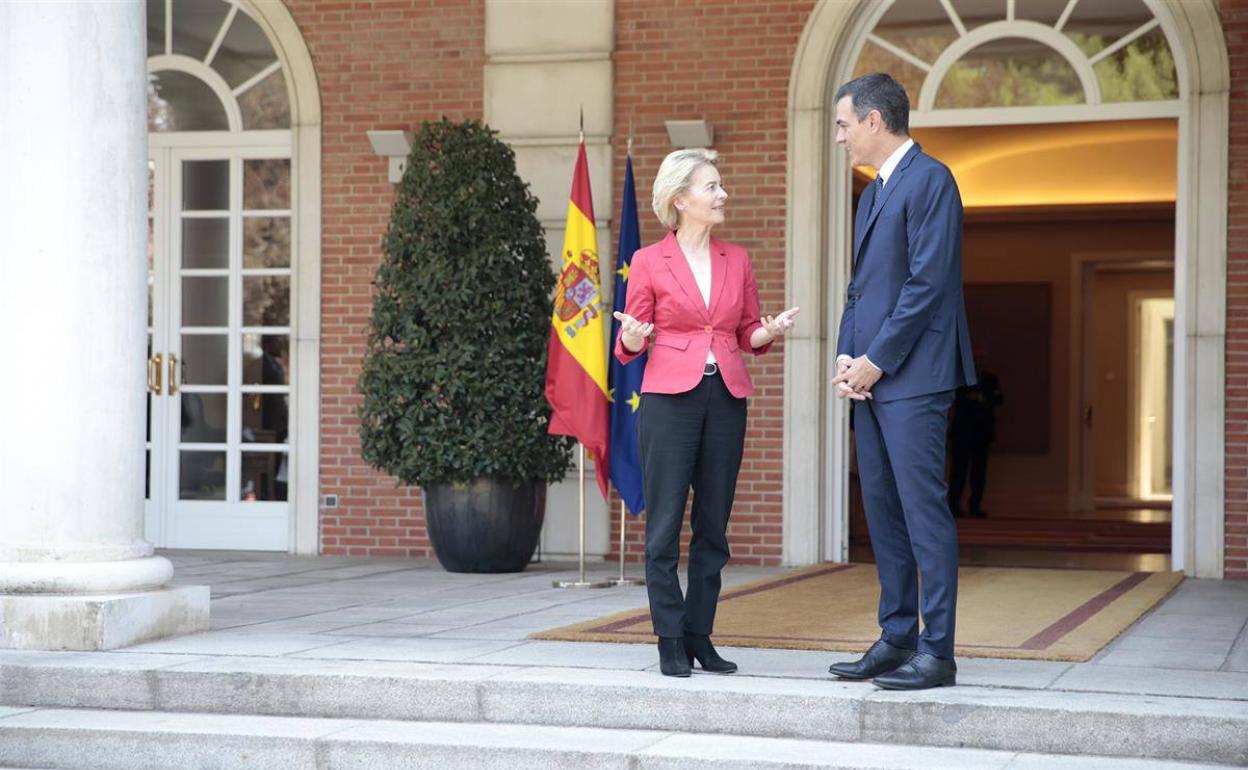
[555,248,603,333]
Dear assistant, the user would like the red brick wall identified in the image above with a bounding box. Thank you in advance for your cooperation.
[293,0,808,565]
[291,0,1245,577]
[605,0,817,566]
[1225,0,1248,580]
[287,0,485,557]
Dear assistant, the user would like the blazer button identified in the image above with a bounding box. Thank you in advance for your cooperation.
[704,325,713,333]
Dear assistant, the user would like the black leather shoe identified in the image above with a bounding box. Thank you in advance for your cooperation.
[829,638,914,680]
[872,652,957,690]
[658,636,691,677]
[684,634,737,674]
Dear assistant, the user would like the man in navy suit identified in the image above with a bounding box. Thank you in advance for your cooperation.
[829,73,976,691]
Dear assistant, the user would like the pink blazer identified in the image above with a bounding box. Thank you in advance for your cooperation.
[614,231,772,397]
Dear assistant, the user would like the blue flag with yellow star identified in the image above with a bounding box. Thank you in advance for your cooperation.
[608,154,645,515]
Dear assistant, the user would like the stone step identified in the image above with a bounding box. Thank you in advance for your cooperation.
[0,708,1235,770]
[2,654,1245,765]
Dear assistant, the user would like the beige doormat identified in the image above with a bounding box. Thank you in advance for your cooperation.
[529,563,1183,661]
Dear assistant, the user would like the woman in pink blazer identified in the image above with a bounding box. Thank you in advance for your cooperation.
[614,148,797,677]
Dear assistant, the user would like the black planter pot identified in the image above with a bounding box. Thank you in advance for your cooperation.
[423,478,547,573]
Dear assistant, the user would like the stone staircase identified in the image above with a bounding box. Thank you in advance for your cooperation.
[1,653,1244,769]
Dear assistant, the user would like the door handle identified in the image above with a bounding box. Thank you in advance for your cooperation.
[167,353,180,396]
[148,354,164,395]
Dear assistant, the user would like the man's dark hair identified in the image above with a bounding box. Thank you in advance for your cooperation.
[834,73,910,136]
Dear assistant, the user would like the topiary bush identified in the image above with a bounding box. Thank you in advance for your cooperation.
[358,118,573,487]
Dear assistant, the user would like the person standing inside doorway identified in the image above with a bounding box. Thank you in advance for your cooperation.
[949,361,1003,518]
[829,73,976,690]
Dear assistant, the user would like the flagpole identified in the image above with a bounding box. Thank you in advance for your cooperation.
[608,500,644,587]
[553,443,609,589]
[547,111,607,589]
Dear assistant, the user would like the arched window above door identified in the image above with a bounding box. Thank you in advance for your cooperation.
[852,0,1178,116]
[146,0,290,132]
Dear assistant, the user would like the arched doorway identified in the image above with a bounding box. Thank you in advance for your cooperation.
[144,0,322,552]
[784,0,1228,577]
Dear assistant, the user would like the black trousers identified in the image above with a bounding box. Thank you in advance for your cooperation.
[638,372,747,638]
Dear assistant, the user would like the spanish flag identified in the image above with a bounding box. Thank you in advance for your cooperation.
[545,141,610,499]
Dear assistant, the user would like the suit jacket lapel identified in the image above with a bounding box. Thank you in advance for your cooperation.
[852,181,875,260]
[660,231,710,319]
[853,143,922,264]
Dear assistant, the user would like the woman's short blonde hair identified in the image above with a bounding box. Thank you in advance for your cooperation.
[651,148,719,231]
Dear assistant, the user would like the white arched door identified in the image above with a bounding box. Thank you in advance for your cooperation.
[145,0,296,550]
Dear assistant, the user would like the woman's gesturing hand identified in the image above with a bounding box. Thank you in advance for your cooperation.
[762,306,800,339]
[614,311,654,353]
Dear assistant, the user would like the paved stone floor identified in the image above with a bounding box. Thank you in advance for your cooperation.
[130,551,1248,700]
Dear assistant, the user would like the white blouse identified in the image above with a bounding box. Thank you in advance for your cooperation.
[686,254,717,365]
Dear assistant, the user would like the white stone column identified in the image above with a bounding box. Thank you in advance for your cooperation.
[0,1,208,649]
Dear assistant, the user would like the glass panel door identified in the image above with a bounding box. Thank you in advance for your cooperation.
[239,157,292,507]
[144,144,292,551]
[175,157,231,510]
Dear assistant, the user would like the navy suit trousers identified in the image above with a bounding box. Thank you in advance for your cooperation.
[854,390,959,658]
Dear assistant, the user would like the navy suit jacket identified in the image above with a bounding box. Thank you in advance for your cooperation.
[836,142,976,403]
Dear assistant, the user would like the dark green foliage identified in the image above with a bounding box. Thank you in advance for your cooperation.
[359,118,573,487]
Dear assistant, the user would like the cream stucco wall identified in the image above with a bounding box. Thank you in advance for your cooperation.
[485,0,616,561]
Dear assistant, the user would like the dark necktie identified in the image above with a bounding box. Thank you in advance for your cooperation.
[869,174,886,218]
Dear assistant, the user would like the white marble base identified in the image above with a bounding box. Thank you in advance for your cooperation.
[0,586,209,651]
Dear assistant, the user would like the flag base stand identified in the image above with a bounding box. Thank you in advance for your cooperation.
[607,577,644,587]
[553,579,611,589]
[553,444,610,590]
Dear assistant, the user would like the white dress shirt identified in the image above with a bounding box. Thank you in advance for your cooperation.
[876,138,914,186]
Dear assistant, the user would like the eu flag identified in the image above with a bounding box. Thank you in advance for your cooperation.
[608,154,646,515]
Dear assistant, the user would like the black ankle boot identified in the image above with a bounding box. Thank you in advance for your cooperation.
[684,633,737,674]
[658,637,691,677]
